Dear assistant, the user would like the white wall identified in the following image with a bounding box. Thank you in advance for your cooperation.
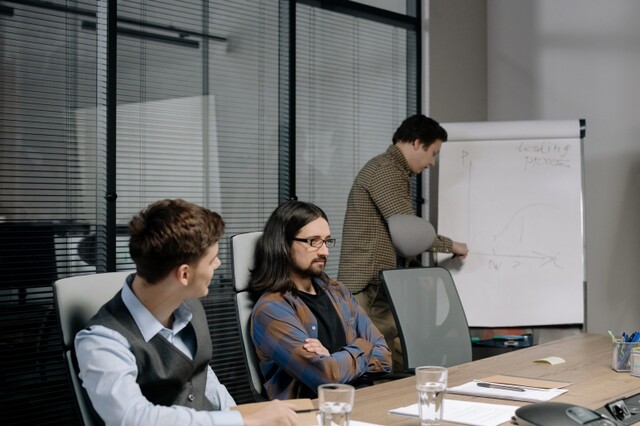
[427,0,640,335]
[427,0,487,121]
[425,0,488,268]
[487,1,640,334]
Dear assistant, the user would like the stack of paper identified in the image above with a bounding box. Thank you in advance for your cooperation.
[389,399,517,426]
[447,375,571,403]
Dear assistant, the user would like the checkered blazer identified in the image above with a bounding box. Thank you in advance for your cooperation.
[338,144,453,293]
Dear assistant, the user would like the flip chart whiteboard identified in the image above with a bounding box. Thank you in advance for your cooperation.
[436,120,585,326]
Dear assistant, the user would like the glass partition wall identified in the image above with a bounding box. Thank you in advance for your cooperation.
[296,2,418,277]
[0,1,419,423]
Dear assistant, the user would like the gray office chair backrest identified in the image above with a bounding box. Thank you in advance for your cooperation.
[53,271,133,426]
[230,231,265,401]
[381,267,472,371]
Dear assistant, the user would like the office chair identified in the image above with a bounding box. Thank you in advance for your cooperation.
[381,214,472,371]
[387,214,436,260]
[381,267,472,371]
[230,231,266,401]
[53,271,133,426]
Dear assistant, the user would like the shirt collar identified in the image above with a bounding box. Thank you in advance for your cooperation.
[121,273,193,342]
[386,144,412,176]
[312,277,327,290]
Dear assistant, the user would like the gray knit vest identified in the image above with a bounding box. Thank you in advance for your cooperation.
[86,283,215,411]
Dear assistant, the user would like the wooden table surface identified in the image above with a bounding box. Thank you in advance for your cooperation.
[348,333,640,425]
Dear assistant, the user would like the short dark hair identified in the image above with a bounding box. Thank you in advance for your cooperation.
[249,200,328,295]
[128,199,224,283]
[392,114,448,147]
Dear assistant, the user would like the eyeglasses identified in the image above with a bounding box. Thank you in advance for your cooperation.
[292,237,336,249]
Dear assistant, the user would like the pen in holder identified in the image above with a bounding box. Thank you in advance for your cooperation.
[612,339,640,372]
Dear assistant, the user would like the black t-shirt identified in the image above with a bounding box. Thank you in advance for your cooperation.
[297,280,347,354]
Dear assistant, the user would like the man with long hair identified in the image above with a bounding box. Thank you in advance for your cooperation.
[75,199,298,426]
[250,201,391,400]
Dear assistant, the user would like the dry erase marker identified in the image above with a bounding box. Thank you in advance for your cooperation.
[477,382,525,392]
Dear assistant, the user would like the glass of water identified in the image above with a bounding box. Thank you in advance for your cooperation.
[416,366,448,425]
[318,383,354,426]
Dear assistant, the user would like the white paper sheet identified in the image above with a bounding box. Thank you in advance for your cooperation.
[389,399,517,426]
[447,380,567,403]
[315,414,381,426]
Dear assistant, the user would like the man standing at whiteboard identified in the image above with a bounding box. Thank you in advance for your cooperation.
[338,114,469,372]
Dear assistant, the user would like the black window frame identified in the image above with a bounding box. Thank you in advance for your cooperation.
[0,1,422,423]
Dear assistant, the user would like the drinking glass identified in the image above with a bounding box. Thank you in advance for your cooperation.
[318,383,355,426]
[416,366,448,425]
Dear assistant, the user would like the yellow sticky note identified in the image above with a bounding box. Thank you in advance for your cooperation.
[534,356,565,365]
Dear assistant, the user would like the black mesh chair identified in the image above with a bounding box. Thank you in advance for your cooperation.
[381,267,472,371]
[382,214,472,371]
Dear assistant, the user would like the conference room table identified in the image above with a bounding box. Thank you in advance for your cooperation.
[347,333,640,425]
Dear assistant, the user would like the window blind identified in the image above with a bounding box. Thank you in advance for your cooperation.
[0,0,102,424]
[295,3,418,278]
[113,0,281,403]
[351,0,413,16]
[1,0,420,421]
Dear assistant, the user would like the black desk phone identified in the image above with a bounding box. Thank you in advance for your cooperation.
[515,402,623,425]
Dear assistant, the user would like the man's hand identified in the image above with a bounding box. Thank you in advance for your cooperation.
[243,400,299,426]
[452,241,469,259]
[303,338,330,356]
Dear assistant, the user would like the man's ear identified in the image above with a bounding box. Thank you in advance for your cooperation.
[174,264,190,287]
[412,139,422,150]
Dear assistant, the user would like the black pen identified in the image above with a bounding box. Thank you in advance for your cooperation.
[477,382,526,392]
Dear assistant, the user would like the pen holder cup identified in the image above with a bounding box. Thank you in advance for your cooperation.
[612,340,640,372]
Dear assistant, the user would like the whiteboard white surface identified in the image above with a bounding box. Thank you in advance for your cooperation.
[437,120,585,326]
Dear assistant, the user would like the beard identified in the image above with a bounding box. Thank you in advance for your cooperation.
[293,256,327,278]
